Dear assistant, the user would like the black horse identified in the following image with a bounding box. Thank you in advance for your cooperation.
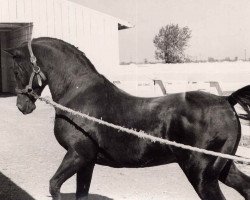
[4,37,250,200]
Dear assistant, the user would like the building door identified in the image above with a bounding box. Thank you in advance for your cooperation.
[0,23,33,94]
[0,39,2,92]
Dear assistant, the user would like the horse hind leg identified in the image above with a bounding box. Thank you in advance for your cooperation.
[219,161,250,200]
[177,153,227,200]
[175,136,237,200]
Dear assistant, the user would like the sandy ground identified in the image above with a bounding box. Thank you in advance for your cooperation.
[0,97,250,200]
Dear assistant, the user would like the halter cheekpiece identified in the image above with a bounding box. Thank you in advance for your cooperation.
[15,40,47,99]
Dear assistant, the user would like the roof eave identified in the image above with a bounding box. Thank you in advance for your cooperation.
[118,20,134,30]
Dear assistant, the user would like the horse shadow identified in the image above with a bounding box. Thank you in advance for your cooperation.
[0,171,35,200]
[61,193,113,200]
[0,170,113,200]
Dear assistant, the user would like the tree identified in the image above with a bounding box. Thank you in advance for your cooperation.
[153,24,191,63]
[208,57,216,63]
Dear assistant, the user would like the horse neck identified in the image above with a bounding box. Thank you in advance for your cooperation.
[40,49,99,102]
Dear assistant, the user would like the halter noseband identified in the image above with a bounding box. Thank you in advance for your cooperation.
[15,40,47,99]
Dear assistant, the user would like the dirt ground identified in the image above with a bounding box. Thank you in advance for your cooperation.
[0,97,249,200]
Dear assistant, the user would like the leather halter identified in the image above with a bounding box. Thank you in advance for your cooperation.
[15,40,47,99]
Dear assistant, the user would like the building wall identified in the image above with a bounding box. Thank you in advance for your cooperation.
[0,0,120,74]
[9,24,33,48]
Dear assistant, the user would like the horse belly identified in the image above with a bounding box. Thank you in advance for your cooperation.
[96,140,176,168]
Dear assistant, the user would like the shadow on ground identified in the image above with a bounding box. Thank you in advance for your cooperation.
[0,171,35,200]
[61,193,113,200]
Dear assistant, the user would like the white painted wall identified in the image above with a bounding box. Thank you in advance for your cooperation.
[0,0,123,74]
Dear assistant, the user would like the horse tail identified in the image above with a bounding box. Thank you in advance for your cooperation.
[227,85,250,120]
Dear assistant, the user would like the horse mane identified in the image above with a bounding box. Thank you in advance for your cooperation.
[33,37,99,74]
[23,37,132,98]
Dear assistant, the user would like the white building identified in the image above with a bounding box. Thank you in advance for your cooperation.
[0,0,132,93]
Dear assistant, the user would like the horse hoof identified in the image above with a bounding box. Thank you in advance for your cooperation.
[52,195,61,200]
[76,196,88,200]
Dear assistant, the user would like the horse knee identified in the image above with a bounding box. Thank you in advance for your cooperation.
[71,150,85,166]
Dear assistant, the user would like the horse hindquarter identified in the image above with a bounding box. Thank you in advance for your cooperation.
[169,93,240,200]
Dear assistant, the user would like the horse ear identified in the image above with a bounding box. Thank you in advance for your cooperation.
[2,48,24,57]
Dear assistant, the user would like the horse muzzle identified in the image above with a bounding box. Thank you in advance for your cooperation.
[16,94,36,114]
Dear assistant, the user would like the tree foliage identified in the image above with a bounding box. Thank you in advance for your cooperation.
[153,24,191,63]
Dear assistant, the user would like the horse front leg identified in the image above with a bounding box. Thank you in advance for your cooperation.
[49,149,85,200]
[76,163,95,200]
[52,115,99,200]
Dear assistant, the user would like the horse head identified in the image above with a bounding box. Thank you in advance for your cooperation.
[4,41,47,114]
[4,37,99,114]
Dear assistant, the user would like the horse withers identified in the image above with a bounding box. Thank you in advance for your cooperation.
[4,38,250,200]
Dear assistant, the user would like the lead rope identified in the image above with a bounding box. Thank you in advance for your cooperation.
[35,95,250,164]
[26,42,250,164]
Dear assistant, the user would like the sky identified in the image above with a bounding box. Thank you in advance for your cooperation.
[72,0,250,63]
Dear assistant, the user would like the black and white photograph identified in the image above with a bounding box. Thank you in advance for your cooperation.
[0,0,250,199]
